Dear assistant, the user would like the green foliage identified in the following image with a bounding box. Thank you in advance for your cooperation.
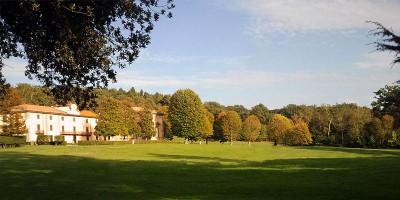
[139,110,155,140]
[220,110,242,144]
[226,105,250,121]
[169,89,204,141]
[54,136,66,145]
[0,136,26,147]
[250,104,271,125]
[242,115,261,144]
[372,83,400,128]
[0,1,174,108]
[14,84,55,106]
[36,135,52,145]
[77,140,131,145]
[95,97,129,139]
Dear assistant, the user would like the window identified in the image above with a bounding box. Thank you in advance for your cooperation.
[37,124,40,132]
[73,126,76,133]
[61,126,65,132]
[37,114,40,119]
[86,119,89,123]
[61,116,64,121]
[86,127,89,133]
[50,125,53,131]
[49,115,52,120]
[73,117,76,122]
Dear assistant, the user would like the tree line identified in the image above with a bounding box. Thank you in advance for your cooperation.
[0,82,399,148]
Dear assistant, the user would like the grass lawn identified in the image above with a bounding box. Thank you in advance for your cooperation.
[0,143,399,200]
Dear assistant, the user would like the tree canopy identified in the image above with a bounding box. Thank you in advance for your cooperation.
[220,110,242,145]
[0,0,174,108]
[168,89,204,142]
[242,115,261,144]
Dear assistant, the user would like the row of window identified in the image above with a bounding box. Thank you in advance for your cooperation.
[36,114,89,123]
[37,124,90,133]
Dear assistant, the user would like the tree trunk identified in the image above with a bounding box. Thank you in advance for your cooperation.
[248,141,251,145]
[328,119,332,137]
[230,133,233,145]
[341,131,344,145]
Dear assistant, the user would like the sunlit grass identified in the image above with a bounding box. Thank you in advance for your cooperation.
[1,143,399,199]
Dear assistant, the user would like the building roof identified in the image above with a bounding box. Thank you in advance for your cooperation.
[10,104,97,118]
[11,104,67,115]
[80,110,97,118]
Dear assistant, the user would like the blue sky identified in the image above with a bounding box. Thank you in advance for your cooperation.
[3,0,400,109]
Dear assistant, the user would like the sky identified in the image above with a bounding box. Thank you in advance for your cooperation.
[3,0,400,109]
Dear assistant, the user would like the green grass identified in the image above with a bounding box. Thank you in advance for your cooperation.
[0,143,399,200]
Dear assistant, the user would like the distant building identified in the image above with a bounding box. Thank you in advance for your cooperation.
[131,107,165,140]
[0,104,165,143]
[2,104,97,143]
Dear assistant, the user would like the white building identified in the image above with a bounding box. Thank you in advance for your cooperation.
[0,104,165,143]
[5,104,97,143]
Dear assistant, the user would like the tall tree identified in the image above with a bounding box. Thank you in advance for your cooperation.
[372,83,400,128]
[226,105,250,121]
[220,110,242,145]
[242,115,261,145]
[286,120,312,146]
[169,89,203,142]
[0,1,174,107]
[138,110,155,140]
[268,114,294,145]
[0,88,22,114]
[200,109,214,144]
[1,113,27,136]
[250,104,271,125]
[95,97,128,140]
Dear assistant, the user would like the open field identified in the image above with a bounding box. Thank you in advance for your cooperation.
[0,143,399,200]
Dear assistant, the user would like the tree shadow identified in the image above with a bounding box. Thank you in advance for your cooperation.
[0,152,399,200]
[293,146,400,157]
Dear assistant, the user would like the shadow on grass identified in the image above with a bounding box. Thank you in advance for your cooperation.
[0,152,399,200]
[294,145,400,156]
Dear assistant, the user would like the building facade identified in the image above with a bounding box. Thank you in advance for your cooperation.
[1,104,165,143]
[6,104,97,143]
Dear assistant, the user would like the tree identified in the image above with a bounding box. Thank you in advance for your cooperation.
[381,114,394,144]
[1,113,27,136]
[200,109,214,143]
[372,83,400,128]
[95,97,128,140]
[250,104,271,125]
[286,120,312,146]
[0,1,174,108]
[14,84,55,106]
[369,22,400,66]
[125,109,141,140]
[242,115,261,145]
[204,101,226,117]
[268,114,294,145]
[220,110,242,145]
[169,89,204,142]
[0,88,22,114]
[226,105,249,121]
[138,110,155,140]
[364,117,385,146]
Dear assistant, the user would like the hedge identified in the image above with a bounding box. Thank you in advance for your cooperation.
[78,140,131,145]
[36,135,52,145]
[0,136,26,148]
[54,136,66,145]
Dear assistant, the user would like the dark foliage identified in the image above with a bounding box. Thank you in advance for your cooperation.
[0,0,174,108]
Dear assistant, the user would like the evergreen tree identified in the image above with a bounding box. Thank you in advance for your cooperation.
[2,113,27,136]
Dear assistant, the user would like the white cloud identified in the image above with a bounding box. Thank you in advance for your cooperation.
[115,68,337,89]
[224,0,400,38]
[355,51,397,70]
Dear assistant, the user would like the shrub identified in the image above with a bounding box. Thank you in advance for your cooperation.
[77,140,131,145]
[0,136,26,148]
[36,135,52,145]
[54,136,66,145]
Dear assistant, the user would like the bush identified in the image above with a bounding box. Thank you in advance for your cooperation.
[36,135,52,145]
[78,140,131,145]
[53,136,66,145]
[0,136,26,148]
